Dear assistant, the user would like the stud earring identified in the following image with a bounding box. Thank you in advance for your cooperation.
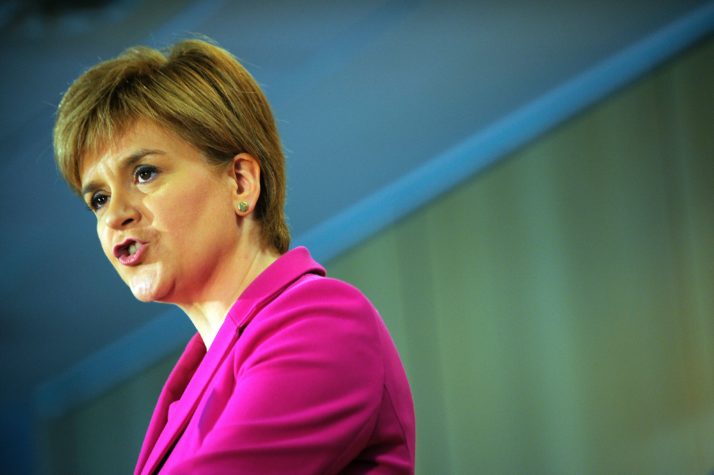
[238,201,249,213]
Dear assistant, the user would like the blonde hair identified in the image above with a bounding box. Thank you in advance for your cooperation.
[54,39,290,253]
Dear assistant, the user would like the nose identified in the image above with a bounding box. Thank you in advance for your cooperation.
[103,192,140,229]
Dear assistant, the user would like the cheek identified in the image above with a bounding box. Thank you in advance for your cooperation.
[152,186,236,243]
[97,225,114,259]
[167,178,232,221]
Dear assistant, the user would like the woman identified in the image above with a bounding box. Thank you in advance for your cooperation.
[53,39,415,474]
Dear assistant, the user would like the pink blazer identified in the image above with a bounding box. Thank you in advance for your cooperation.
[134,247,415,474]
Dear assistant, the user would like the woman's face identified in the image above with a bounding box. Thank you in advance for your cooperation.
[80,121,242,304]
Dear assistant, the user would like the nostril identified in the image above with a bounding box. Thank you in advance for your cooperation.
[121,217,134,226]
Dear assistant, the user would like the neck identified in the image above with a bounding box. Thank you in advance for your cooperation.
[177,240,279,350]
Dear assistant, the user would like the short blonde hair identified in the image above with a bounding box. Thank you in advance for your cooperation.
[54,39,290,253]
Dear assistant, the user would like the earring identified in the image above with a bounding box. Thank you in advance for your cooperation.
[238,201,249,213]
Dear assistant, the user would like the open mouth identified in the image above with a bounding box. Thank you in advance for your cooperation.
[113,239,146,265]
[124,242,139,257]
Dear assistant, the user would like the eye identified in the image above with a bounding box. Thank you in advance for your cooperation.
[89,192,109,211]
[134,165,158,184]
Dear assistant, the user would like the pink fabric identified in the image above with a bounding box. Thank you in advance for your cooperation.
[134,247,415,474]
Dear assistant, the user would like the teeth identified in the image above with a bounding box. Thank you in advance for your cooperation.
[128,243,137,255]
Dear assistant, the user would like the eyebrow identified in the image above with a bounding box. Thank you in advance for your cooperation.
[81,149,166,197]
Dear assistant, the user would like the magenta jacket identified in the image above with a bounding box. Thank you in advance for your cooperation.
[134,247,415,474]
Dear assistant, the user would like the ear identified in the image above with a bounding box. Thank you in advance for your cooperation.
[226,153,261,216]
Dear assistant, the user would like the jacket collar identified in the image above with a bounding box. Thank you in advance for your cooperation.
[227,246,325,329]
[136,247,324,475]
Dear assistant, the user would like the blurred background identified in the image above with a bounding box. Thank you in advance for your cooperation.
[0,0,712,473]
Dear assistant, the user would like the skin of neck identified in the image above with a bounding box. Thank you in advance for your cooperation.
[176,219,280,350]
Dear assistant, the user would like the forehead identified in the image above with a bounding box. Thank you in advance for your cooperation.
[79,121,189,186]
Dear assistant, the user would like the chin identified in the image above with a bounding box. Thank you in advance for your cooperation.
[127,276,167,303]
[123,265,170,303]
[132,291,156,303]
[130,285,157,302]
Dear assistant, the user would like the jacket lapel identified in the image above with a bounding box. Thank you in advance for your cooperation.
[134,333,205,475]
[136,247,325,474]
[139,317,240,475]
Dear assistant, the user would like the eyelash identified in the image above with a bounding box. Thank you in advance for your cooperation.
[87,165,160,212]
[134,165,159,184]
[89,193,108,211]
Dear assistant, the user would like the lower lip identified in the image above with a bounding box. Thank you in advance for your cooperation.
[118,243,148,266]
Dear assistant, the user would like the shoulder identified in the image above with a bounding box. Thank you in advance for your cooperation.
[252,273,381,344]
[236,273,385,379]
[278,273,378,318]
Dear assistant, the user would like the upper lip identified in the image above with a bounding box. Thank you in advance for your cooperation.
[113,237,144,258]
